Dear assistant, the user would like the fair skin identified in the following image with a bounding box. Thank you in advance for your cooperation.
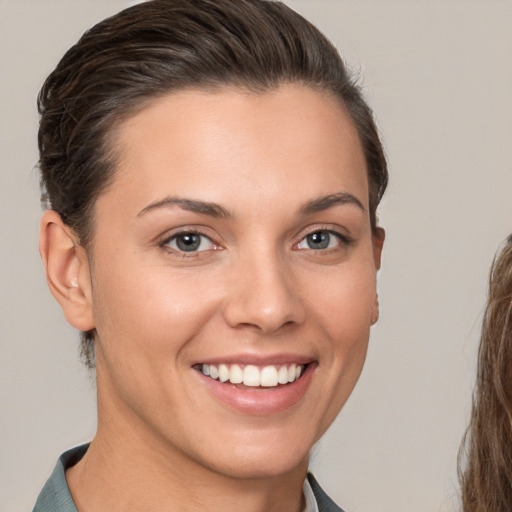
[40,84,384,512]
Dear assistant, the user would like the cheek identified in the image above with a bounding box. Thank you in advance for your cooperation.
[307,268,375,437]
[90,260,221,363]
[311,260,377,342]
[90,262,225,423]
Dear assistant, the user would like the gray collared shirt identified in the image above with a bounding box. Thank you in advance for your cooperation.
[32,445,86,512]
[32,445,343,512]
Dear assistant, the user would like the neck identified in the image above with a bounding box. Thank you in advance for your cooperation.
[66,385,308,512]
[67,435,307,512]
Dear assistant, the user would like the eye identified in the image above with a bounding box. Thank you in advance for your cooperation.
[163,232,217,253]
[296,230,343,251]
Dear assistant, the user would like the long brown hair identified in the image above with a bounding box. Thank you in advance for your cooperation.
[459,234,512,511]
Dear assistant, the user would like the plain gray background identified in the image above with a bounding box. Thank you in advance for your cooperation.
[1,1,511,511]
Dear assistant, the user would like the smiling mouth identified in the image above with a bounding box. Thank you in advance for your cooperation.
[196,363,307,388]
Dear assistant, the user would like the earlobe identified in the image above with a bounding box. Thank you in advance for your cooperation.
[370,294,380,325]
[39,210,95,332]
[370,227,385,325]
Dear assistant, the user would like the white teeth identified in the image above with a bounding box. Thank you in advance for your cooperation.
[288,363,296,383]
[243,365,260,387]
[230,364,243,384]
[278,366,289,384]
[260,366,278,387]
[209,365,219,380]
[218,364,229,382]
[200,363,305,387]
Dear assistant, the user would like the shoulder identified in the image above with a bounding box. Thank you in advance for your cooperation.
[32,444,88,512]
[307,472,347,512]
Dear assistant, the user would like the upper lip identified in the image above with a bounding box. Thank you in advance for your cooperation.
[191,353,315,367]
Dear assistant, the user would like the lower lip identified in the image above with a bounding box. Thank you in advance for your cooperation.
[196,364,316,416]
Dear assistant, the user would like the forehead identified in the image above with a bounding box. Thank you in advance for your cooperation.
[102,84,369,215]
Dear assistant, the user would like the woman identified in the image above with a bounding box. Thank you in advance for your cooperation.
[33,0,387,510]
[460,235,512,511]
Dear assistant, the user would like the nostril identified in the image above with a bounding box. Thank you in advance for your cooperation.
[229,317,298,335]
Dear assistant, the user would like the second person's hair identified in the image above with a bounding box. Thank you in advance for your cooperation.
[460,234,512,511]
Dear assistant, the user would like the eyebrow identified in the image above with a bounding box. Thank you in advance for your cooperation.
[137,196,232,218]
[300,192,366,215]
[137,191,365,219]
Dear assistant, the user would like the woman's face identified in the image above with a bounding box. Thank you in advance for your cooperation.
[87,84,383,479]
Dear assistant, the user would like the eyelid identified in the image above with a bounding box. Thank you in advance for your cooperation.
[293,224,353,248]
[295,231,346,251]
[158,227,223,255]
[166,233,215,251]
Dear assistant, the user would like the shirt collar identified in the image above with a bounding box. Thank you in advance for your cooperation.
[303,475,320,512]
[34,444,320,512]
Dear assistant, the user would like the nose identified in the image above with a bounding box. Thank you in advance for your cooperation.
[222,251,306,335]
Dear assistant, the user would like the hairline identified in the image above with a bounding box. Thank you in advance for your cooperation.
[82,80,368,250]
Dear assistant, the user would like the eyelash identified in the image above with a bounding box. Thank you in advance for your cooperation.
[160,230,220,258]
[160,225,352,258]
[294,228,353,252]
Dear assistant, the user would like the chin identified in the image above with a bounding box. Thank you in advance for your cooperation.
[207,452,309,481]
[194,431,312,481]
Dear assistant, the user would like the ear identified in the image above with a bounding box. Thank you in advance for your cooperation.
[370,227,385,325]
[372,227,385,270]
[39,210,95,332]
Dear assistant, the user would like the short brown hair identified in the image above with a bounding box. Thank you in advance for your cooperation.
[38,0,388,367]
